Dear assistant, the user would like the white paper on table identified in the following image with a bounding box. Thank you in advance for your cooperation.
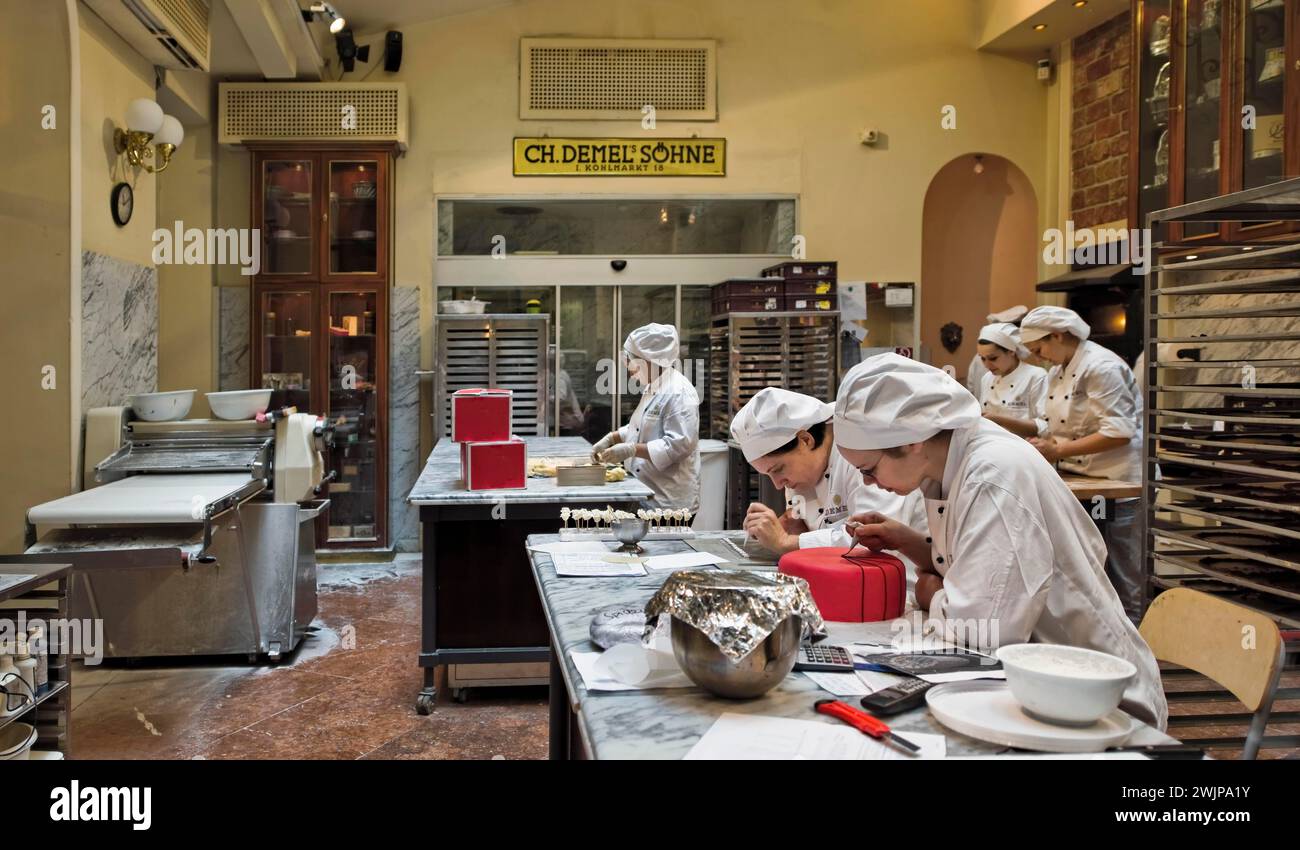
[916,670,1007,684]
[571,651,638,691]
[528,540,612,556]
[684,713,946,760]
[642,551,729,571]
[805,669,908,696]
[551,552,647,577]
[593,641,694,689]
[570,648,694,692]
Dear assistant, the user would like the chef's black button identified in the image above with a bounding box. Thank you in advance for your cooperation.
[983,402,988,407]
[1060,419,1066,423]
[1064,395,1069,400]
[925,536,932,544]
[818,508,824,513]
[937,506,944,515]
[1010,384,1014,388]
[936,556,945,564]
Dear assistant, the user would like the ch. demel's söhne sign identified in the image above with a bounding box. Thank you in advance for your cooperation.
[513,138,726,176]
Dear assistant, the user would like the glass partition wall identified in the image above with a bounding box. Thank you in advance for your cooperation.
[437,284,716,437]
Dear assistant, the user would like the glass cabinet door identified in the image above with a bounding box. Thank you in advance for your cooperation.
[325,290,380,544]
[261,159,316,275]
[1240,0,1289,191]
[1137,0,1174,226]
[1182,0,1226,237]
[259,290,314,411]
[327,159,380,277]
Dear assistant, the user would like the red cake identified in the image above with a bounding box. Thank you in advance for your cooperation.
[778,547,907,622]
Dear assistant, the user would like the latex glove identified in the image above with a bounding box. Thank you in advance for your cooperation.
[598,442,637,464]
[590,431,620,463]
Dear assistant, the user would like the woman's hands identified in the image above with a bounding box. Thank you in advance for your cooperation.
[743,504,800,555]
[845,511,918,552]
[598,442,637,463]
[1028,435,1062,463]
[590,431,620,463]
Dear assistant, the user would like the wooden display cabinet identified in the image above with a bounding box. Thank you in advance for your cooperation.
[250,145,395,550]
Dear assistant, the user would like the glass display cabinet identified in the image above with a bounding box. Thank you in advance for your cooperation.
[251,145,395,550]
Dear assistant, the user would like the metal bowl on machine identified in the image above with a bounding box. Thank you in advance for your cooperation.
[671,615,801,699]
[612,517,648,553]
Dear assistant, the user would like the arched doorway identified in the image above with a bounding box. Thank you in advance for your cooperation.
[920,154,1038,382]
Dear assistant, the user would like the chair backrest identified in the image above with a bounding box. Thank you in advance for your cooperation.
[1140,587,1283,712]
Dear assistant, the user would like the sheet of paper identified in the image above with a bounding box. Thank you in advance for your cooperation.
[570,649,694,692]
[642,551,729,571]
[528,540,612,556]
[803,671,872,696]
[916,670,1007,684]
[552,552,647,577]
[684,713,946,760]
[593,642,694,689]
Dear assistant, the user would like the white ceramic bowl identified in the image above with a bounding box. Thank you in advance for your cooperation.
[995,643,1137,726]
[129,390,194,422]
[439,299,489,315]
[206,389,272,421]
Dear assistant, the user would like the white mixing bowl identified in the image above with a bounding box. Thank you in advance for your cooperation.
[129,390,194,422]
[996,643,1137,726]
[206,389,272,421]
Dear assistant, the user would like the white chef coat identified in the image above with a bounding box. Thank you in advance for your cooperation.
[1043,340,1143,483]
[979,361,1049,435]
[617,367,700,511]
[787,446,922,549]
[966,353,989,402]
[923,419,1167,729]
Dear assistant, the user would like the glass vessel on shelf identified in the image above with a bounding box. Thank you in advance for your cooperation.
[329,161,379,274]
[260,291,313,410]
[262,161,313,275]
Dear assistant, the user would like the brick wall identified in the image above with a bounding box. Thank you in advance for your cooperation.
[1071,13,1131,228]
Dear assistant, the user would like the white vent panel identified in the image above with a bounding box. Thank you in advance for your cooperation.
[219,83,408,148]
[520,38,717,121]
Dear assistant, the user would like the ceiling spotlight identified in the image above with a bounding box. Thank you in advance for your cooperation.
[302,2,346,34]
[1074,1,1088,7]
[973,154,985,175]
[1033,23,1048,31]
[335,28,371,72]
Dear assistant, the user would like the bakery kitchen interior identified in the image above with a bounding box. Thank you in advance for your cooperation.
[1,0,1297,800]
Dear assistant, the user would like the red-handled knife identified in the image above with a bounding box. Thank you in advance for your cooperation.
[815,699,921,756]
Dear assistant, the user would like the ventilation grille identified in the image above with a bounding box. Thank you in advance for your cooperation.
[520,38,717,120]
[219,84,408,147]
[86,0,210,71]
[435,317,550,438]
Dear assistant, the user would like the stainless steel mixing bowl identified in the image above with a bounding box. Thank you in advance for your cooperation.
[671,615,801,699]
[612,517,648,553]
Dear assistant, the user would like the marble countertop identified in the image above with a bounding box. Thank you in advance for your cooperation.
[527,530,1175,760]
[408,436,654,506]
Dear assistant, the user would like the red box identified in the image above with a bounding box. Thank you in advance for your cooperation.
[460,437,526,490]
[778,547,906,622]
[452,388,512,442]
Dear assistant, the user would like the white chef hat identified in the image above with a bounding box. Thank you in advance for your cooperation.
[623,323,680,367]
[730,388,834,463]
[834,353,981,451]
[978,322,1030,359]
[1019,306,1092,343]
[986,304,1029,324]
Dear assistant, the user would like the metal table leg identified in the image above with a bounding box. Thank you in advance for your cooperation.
[549,644,570,760]
[417,509,438,714]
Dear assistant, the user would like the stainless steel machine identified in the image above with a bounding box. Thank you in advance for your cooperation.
[20,407,331,661]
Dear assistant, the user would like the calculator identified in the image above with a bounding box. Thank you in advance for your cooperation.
[793,643,856,673]
[859,677,934,716]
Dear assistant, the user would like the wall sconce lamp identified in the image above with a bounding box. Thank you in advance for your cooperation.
[113,98,185,174]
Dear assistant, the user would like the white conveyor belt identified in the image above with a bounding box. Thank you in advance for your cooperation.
[27,473,262,525]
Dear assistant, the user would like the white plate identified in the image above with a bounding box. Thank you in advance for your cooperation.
[925,680,1136,753]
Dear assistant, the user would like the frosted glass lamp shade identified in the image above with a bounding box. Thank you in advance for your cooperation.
[125,99,164,134]
[154,115,184,147]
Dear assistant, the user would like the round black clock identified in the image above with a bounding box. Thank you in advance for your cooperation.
[111,182,133,226]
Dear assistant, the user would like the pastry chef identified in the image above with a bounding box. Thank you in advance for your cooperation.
[975,322,1048,438]
[1019,305,1144,623]
[590,323,701,512]
[729,387,925,556]
[833,353,1166,728]
[966,304,1029,402]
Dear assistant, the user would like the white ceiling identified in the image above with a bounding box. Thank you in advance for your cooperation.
[978,0,1129,57]
[329,0,524,35]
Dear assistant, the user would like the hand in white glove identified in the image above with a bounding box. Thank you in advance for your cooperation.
[591,431,620,463]
[598,442,637,464]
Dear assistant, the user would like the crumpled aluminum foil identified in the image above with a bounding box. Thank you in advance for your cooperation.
[643,570,825,663]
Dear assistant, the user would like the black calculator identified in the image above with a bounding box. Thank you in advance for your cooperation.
[793,643,855,673]
[859,677,934,716]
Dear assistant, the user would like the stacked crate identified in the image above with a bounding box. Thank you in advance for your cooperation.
[452,388,526,490]
[710,261,838,316]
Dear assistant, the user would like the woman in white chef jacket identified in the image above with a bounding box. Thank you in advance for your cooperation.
[966,304,1028,401]
[590,323,700,512]
[975,322,1048,438]
[1019,306,1144,624]
[728,387,926,556]
[833,354,1167,728]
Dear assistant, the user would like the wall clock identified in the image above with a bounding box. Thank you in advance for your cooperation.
[111,182,133,227]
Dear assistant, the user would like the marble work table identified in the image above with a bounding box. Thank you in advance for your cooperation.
[528,530,1177,760]
[407,437,653,714]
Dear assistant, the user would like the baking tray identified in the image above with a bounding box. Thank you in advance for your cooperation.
[1151,520,1300,572]
[1154,450,1300,481]
[1155,552,1300,603]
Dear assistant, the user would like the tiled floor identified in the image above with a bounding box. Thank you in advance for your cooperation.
[69,555,549,760]
[67,554,1297,760]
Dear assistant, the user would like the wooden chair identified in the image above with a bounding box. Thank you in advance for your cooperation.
[1140,588,1285,760]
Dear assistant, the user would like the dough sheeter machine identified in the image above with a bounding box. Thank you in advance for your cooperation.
[17,406,332,661]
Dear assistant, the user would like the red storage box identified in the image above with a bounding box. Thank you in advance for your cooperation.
[778,547,906,622]
[460,437,526,490]
[452,388,512,442]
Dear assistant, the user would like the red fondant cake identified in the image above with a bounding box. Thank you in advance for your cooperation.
[778,547,906,622]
